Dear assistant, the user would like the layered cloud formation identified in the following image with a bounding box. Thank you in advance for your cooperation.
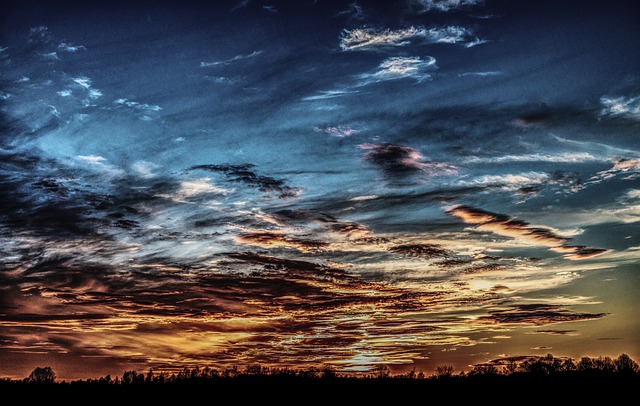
[1,0,639,380]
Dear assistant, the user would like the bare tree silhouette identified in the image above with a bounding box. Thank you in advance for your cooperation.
[436,365,454,378]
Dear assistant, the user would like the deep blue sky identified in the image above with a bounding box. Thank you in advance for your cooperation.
[1,0,639,379]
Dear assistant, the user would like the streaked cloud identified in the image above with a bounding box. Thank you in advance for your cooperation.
[533,329,578,336]
[411,0,483,13]
[200,50,262,67]
[458,71,501,77]
[340,26,475,51]
[389,243,449,258]
[358,56,437,84]
[235,231,328,252]
[458,172,549,191]
[464,37,489,48]
[600,95,640,120]
[465,152,599,164]
[337,2,364,20]
[447,205,610,260]
[481,304,606,325]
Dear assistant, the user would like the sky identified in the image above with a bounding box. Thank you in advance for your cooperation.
[0,0,639,380]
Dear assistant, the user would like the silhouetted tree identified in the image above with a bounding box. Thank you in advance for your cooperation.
[469,364,499,376]
[577,357,595,371]
[505,358,519,374]
[405,368,416,379]
[27,367,56,384]
[245,364,262,375]
[560,358,576,371]
[593,357,615,373]
[321,367,336,379]
[435,365,454,378]
[615,353,639,373]
[122,370,144,384]
[373,364,390,379]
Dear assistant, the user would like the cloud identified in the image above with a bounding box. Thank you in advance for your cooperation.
[337,2,364,20]
[69,77,102,103]
[612,158,640,172]
[231,0,250,12]
[389,244,449,258]
[235,231,328,252]
[58,42,86,53]
[114,98,162,113]
[447,205,610,260]
[28,26,51,44]
[131,161,159,179]
[600,95,640,120]
[357,56,437,84]
[588,158,640,185]
[339,26,475,51]
[411,0,483,13]
[302,89,360,101]
[464,152,599,164]
[481,304,606,325]
[464,37,489,48]
[359,143,457,178]
[76,155,124,178]
[458,172,549,191]
[262,5,277,13]
[458,71,501,77]
[158,178,231,203]
[533,329,577,336]
[200,50,262,67]
[314,125,359,137]
[190,164,300,198]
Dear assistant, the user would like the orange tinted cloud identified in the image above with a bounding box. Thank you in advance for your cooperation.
[447,205,609,260]
[235,231,328,252]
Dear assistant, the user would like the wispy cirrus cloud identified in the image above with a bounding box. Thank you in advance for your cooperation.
[447,205,610,260]
[200,50,262,67]
[457,172,549,191]
[357,56,437,84]
[301,89,359,101]
[464,152,600,164]
[411,0,483,13]
[599,95,640,120]
[336,2,364,20]
[340,26,476,51]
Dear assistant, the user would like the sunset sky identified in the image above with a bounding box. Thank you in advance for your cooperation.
[1,0,639,380]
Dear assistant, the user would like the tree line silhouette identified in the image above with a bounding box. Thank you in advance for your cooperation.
[2,353,638,386]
